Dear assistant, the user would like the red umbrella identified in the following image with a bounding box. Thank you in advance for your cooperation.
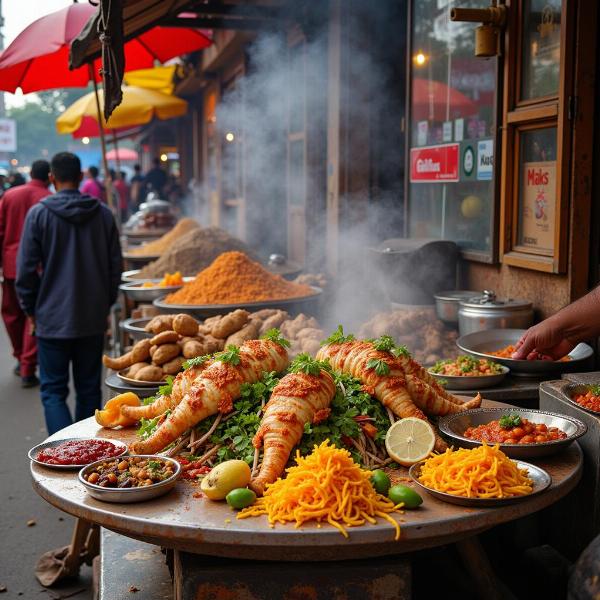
[411,78,478,122]
[0,3,211,93]
[106,148,138,161]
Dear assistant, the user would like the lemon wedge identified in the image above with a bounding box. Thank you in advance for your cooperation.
[385,417,436,466]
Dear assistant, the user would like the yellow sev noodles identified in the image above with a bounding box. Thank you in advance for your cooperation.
[418,443,533,499]
[237,440,402,539]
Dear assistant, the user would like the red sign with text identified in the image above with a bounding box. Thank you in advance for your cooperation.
[410,143,459,183]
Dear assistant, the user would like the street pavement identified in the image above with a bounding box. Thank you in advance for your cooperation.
[0,325,93,600]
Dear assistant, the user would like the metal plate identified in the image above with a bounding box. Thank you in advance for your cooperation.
[152,286,322,318]
[29,437,128,471]
[438,408,587,459]
[121,269,150,282]
[119,280,191,302]
[563,383,600,417]
[457,329,593,376]
[427,365,509,391]
[78,455,181,503]
[122,252,160,261]
[409,459,551,507]
[120,317,152,341]
[117,370,169,388]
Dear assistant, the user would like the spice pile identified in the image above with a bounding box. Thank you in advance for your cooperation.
[165,251,315,305]
[138,227,259,278]
[128,218,200,256]
[359,307,457,365]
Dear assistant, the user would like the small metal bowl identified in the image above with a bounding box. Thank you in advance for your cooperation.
[120,317,152,341]
[409,459,551,507]
[120,278,193,302]
[434,290,478,324]
[29,437,128,471]
[427,364,509,391]
[563,383,600,416]
[438,408,587,459]
[122,269,151,283]
[78,455,181,503]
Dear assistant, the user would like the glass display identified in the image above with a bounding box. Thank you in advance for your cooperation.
[516,127,557,253]
[521,0,561,100]
[408,0,497,255]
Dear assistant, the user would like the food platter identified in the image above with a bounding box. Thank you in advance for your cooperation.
[120,278,193,302]
[409,460,551,507]
[563,383,600,416]
[28,437,128,470]
[438,408,587,459]
[78,455,181,503]
[120,317,152,341]
[457,329,593,376]
[427,365,509,391]
[117,370,169,387]
[153,286,322,318]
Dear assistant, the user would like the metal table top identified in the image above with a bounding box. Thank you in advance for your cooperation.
[31,405,582,561]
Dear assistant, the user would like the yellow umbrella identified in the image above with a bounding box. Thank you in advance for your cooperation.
[123,65,178,96]
[56,85,188,134]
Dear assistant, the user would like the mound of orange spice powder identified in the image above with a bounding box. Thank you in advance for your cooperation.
[164,251,314,305]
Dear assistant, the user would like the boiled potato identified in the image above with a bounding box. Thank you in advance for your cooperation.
[200,460,251,500]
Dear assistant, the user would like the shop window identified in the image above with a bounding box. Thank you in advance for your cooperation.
[406,0,499,261]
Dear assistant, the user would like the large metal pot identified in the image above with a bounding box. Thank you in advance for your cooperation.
[434,290,479,324]
[458,290,533,335]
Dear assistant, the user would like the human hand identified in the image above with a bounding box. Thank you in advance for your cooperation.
[28,316,36,336]
[511,318,575,360]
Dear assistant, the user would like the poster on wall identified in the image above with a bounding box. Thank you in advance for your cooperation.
[410,143,459,183]
[519,160,556,252]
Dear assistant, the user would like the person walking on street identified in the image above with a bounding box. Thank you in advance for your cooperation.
[16,153,122,435]
[80,165,106,203]
[0,160,51,387]
[144,157,167,196]
[112,169,130,223]
[130,163,146,208]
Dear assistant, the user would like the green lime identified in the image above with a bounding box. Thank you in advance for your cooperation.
[226,488,256,510]
[370,470,391,495]
[388,484,423,509]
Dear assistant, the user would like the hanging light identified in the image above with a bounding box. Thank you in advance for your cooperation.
[413,52,428,66]
[225,132,235,142]
[82,136,90,145]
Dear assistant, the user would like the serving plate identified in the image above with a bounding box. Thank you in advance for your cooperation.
[29,437,128,471]
[153,286,322,318]
[409,459,551,507]
[117,370,169,387]
[457,329,593,376]
[119,278,193,302]
[563,383,600,417]
[438,408,586,459]
[78,455,181,503]
[121,269,150,283]
[427,364,509,391]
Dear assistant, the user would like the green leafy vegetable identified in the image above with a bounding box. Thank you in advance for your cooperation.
[215,345,241,365]
[138,411,171,439]
[183,354,211,369]
[366,358,391,376]
[370,335,410,358]
[142,376,175,406]
[499,414,522,429]
[589,384,600,396]
[290,353,330,376]
[260,328,291,348]
[321,325,355,346]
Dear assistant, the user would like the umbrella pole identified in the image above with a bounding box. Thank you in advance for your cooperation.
[111,130,122,173]
[88,63,118,224]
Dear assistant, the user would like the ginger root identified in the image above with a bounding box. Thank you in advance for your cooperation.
[135,365,164,382]
[162,356,186,375]
[150,330,179,345]
[144,315,174,334]
[127,362,149,378]
[102,351,133,370]
[211,309,249,339]
[152,343,181,365]
[172,314,199,336]
[131,339,152,363]
[225,320,260,347]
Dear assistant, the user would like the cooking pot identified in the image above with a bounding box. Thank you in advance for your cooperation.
[458,290,533,336]
[434,290,479,324]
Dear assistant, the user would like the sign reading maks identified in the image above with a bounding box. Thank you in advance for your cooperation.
[410,143,459,183]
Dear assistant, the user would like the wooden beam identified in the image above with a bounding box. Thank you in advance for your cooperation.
[162,16,280,31]
[185,2,283,20]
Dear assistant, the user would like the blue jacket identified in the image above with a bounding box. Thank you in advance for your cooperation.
[16,189,122,338]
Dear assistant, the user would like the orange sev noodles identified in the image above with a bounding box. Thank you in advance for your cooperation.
[418,443,533,499]
[237,440,403,539]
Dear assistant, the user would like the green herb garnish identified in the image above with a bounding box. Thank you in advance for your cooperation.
[148,460,162,471]
[183,354,211,369]
[321,325,355,346]
[138,410,171,438]
[290,353,331,376]
[589,384,600,396]
[366,358,391,376]
[499,414,522,429]
[216,345,241,365]
[371,335,410,358]
[142,376,175,405]
[260,328,291,348]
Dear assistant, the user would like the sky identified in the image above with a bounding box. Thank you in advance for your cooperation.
[2,0,73,107]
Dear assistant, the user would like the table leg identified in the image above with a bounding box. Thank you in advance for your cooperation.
[455,536,503,600]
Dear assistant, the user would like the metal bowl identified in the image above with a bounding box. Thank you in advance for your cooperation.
[122,269,153,283]
[438,408,587,459]
[78,455,181,503]
[457,328,594,376]
[120,317,152,341]
[434,290,478,324]
[153,286,322,318]
[409,459,551,507]
[117,370,169,388]
[563,383,600,416]
[427,364,509,391]
[29,437,128,471]
[120,281,186,302]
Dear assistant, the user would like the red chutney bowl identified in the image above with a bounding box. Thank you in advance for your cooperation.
[29,437,128,470]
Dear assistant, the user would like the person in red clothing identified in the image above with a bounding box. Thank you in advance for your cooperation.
[0,160,51,387]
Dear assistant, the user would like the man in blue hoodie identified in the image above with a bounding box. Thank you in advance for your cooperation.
[16,153,122,435]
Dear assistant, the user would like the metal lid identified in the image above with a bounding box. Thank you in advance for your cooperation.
[434,290,479,302]
[459,290,533,310]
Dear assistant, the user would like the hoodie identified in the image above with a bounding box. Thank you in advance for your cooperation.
[16,189,122,338]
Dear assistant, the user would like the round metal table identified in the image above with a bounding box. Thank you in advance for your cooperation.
[31,412,582,562]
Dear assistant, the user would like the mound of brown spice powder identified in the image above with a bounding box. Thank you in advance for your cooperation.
[165,252,314,305]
